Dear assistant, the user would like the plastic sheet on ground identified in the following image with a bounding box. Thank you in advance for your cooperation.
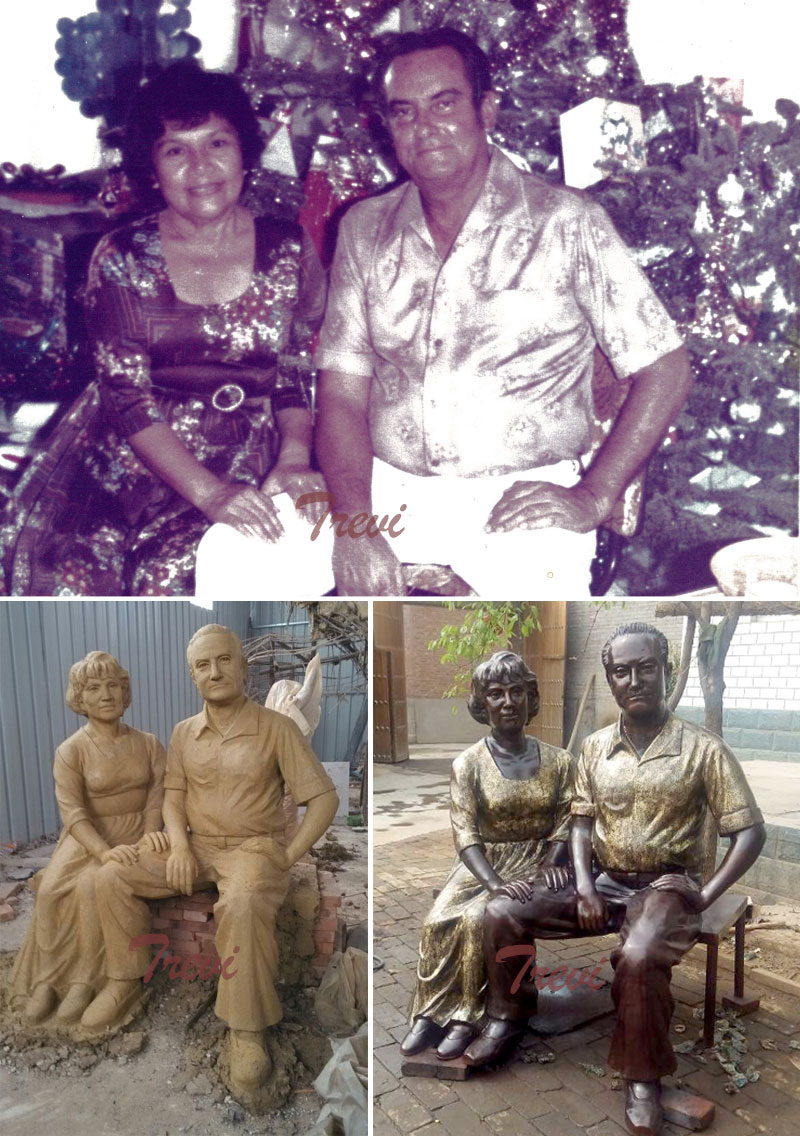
[305,1022,368,1136]
[314,947,367,1032]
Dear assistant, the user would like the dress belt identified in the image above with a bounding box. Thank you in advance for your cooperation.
[150,365,275,412]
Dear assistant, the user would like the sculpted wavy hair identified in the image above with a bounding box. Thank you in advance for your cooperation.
[66,651,132,716]
[467,651,540,725]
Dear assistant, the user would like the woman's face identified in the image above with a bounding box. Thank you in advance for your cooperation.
[79,674,125,723]
[152,112,245,225]
[484,679,528,734]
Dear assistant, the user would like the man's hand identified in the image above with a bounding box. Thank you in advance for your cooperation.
[486,481,608,535]
[166,848,197,896]
[101,844,139,866]
[139,831,170,854]
[648,873,705,912]
[541,865,570,892]
[332,533,407,596]
[576,885,607,930]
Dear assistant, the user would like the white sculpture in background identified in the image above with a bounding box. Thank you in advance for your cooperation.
[266,654,323,836]
[265,653,323,739]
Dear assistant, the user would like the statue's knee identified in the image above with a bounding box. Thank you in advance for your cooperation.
[616,939,651,973]
[484,894,522,931]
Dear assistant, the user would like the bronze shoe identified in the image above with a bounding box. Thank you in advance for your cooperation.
[436,1021,479,1060]
[463,1017,525,1067]
[624,1080,664,1136]
[400,1016,446,1056]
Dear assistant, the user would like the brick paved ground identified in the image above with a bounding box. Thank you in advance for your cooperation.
[374,830,800,1136]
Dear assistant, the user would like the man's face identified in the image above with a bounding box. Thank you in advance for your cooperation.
[605,633,668,723]
[188,632,246,706]
[382,46,496,189]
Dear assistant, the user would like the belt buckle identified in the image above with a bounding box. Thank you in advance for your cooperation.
[211,383,246,412]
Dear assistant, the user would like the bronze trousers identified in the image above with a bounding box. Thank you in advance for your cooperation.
[482,873,702,1081]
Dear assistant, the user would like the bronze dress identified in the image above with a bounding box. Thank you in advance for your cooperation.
[409,737,573,1027]
[11,724,165,1002]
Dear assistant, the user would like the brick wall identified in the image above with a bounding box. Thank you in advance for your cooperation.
[679,613,800,761]
[402,603,478,699]
[143,855,343,986]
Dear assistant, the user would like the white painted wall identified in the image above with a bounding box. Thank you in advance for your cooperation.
[681,615,800,712]
[2,2,799,174]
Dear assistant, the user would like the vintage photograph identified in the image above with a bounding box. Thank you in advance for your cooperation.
[0,599,368,1134]
[374,599,800,1134]
[1,1,798,599]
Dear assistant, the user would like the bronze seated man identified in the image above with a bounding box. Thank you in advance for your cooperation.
[466,622,765,1136]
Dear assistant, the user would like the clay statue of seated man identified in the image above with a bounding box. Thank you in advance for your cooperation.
[81,624,339,1095]
[468,621,765,1136]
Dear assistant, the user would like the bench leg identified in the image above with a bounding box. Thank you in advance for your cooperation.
[703,940,718,1048]
[721,912,760,1017]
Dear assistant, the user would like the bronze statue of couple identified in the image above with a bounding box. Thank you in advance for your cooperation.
[11,625,338,1096]
[401,623,764,1136]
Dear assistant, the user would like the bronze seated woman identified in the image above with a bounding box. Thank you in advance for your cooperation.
[400,651,573,1062]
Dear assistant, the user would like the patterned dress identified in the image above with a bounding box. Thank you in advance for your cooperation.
[409,738,573,1027]
[0,213,320,595]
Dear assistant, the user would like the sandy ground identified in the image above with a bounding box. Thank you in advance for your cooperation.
[0,819,367,1136]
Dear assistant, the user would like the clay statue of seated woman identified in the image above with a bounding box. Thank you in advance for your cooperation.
[400,650,573,1061]
[11,651,166,1024]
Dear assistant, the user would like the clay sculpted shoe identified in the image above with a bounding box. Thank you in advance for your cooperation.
[80,979,142,1030]
[400,1017,446,1056]
[624,1080,664,1136]
[463,1017,525,1067]
[227,1029,272,1093]
[436,1021,479,1060]
[56,983,94,1023]
[24,983,57,1023]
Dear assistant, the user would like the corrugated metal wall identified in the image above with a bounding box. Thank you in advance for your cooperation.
[0,600,365,845]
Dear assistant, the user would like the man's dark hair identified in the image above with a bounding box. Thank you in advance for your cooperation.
[122,61,264,206]
[371,27,493,113]
[467,651,540,725]
[601,623,670,673]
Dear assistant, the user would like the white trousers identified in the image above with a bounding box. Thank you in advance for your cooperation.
[371,458,596,597]
[194,492,335,602]
[193,465,596,599]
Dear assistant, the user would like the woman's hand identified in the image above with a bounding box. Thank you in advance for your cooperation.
[202,481,285,543]
[139,831,170,854]
[493,878,536,903]
[261,465,328,523]
[101,844,139,866]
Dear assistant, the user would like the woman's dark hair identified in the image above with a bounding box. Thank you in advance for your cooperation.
[371,27,493,114]
[122,61,264,202]
[467,651,540,725]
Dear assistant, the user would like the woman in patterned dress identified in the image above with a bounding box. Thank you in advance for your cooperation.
[12,651,166,1024]
[400,651,574,1061]
[1,63,327,595]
